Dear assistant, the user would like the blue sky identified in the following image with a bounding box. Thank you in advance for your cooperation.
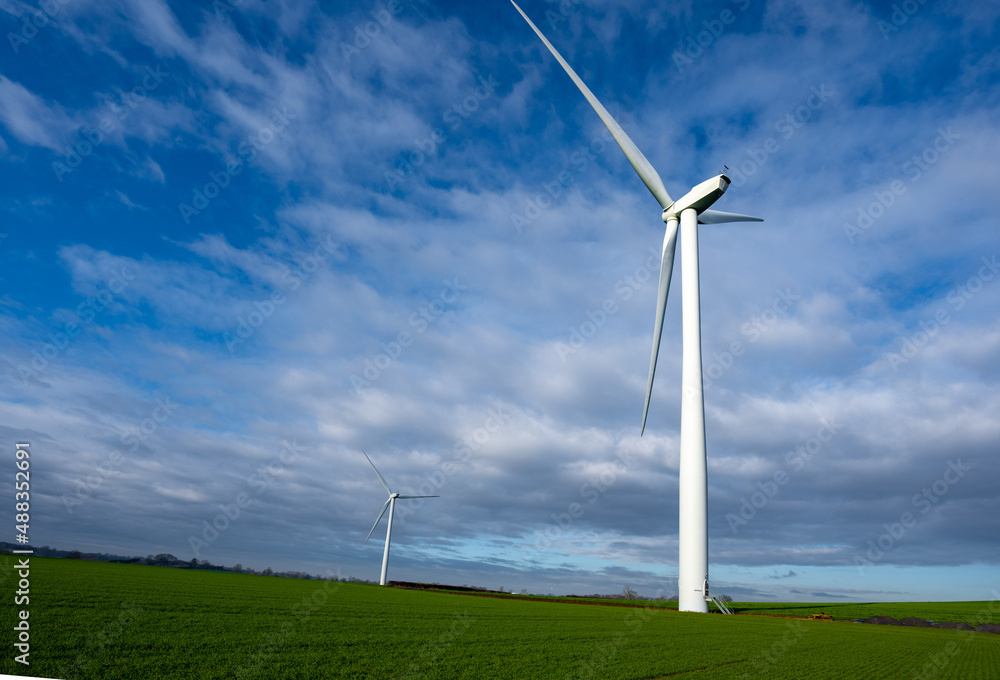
[1,0,999,602]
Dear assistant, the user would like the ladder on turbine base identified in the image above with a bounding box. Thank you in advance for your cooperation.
[709,595,734,615]
[702,575,733,615]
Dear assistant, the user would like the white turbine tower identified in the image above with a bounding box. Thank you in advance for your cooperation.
[363,451,438,586]
[513,2,762,613]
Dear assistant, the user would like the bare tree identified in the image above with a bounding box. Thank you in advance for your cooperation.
[622,585,637,600]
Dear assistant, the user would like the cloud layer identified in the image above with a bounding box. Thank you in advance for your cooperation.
[1,0,998,600]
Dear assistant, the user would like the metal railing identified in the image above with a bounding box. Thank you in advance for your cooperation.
[709,595,734,615]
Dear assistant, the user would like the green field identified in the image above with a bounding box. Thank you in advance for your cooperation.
[422,590,1000,624]
[3,557,999,679]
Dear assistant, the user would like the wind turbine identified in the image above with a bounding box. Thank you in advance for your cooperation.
[363,451,438,586]
[512,2,762,613]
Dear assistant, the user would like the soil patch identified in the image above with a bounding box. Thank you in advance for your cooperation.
[867,616,902,626]
[933,622,974,631]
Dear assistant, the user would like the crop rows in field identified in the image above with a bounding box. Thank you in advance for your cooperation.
[412,587,1000,626]
[2,557,999,679]
[729,599,1000,625]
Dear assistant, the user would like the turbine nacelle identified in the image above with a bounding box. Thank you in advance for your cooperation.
[663,174,730,222]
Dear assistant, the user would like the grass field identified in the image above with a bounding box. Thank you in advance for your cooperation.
[428,590,1000,624]
[2,557,999,679]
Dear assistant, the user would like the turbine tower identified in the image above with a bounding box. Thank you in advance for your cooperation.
[363,451,438,586]
[512,2,762,613]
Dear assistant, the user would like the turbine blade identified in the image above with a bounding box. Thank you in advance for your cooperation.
[396,495,440,499]
[698,209,763,224]
[641,218,680,435]
[365,498,392,544]
[511,1,673,210]
[363,450,393,495]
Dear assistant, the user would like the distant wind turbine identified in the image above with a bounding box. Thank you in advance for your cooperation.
[363,451,438,586]
[512,1,762,613]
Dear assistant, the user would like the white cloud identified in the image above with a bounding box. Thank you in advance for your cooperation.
[0,76,77,150]
[0,0,997,602]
